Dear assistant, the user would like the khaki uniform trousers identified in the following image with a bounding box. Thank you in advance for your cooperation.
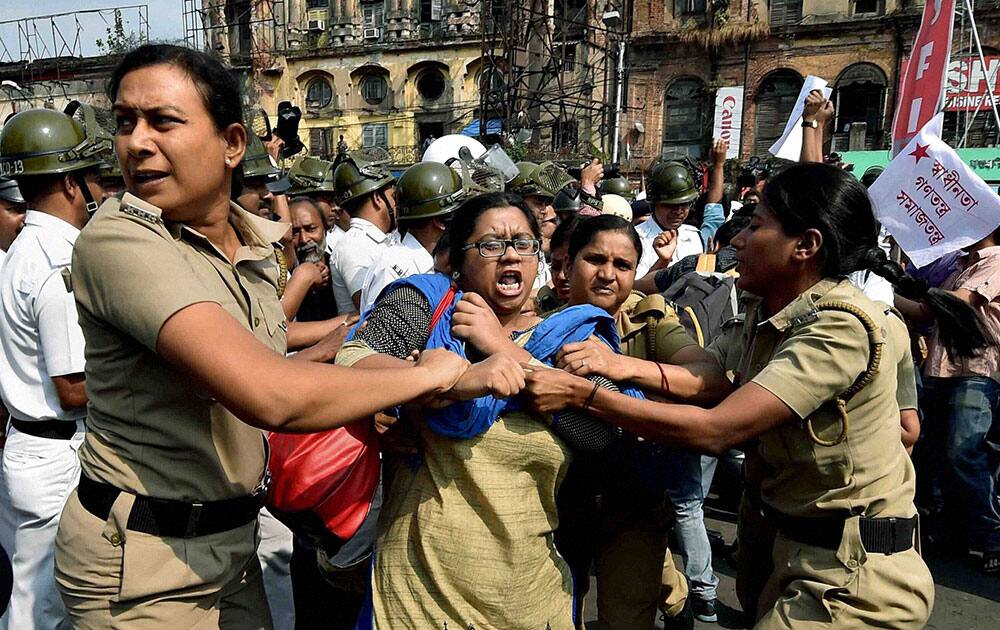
[564,500,689,630]
[740,510,934,629]
[54,489,272,629]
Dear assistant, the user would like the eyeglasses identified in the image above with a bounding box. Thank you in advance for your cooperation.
[461,238,541,258]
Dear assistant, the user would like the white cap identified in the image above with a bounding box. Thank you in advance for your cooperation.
[600,194,633,222]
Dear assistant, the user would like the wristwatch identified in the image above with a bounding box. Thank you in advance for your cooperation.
[801,119,819,129]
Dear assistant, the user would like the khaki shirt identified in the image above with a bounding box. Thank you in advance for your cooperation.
[887,309,918,411]
[72,193,289,502]
[707,278,917,519]
[615,292,696,361]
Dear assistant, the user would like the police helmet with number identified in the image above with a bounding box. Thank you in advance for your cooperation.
[0,108,109,180]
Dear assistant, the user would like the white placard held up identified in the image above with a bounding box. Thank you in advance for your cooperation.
[768,75,832,161]
[869,113,1000,267]
[713,87,744,159]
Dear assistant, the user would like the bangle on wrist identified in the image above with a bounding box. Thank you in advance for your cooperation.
[582,381,600,412]
[656,362,670,395]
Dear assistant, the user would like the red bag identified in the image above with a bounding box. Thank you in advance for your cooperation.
[265,283,455,551]
[266,420,379,542]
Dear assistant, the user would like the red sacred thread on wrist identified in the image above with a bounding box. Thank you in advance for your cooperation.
[657,362,670,395]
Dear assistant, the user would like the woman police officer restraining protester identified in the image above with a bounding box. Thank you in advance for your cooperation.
[522,163,993,628]
[53,44,471,628]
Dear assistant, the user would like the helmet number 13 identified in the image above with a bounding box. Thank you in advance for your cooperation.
[0,160,24,177]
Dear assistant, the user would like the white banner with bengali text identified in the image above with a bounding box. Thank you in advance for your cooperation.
[713,87,744,159]
[869,113,1000,267]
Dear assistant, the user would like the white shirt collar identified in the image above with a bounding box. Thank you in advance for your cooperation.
[24,210,82,245]
[349,217,390,244]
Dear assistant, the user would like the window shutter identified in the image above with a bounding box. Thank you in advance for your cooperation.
[310,128,323,156]
[376,124,388,148]
[431,0,442,20]
[362,125,375,148]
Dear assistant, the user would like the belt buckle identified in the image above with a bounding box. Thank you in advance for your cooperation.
[184,503,204,538]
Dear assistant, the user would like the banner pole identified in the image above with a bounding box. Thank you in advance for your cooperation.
[963,0,1000,142]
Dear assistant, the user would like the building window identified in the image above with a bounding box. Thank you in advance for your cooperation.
[416,69,446,100]
[754,69,803,155]
[478,66,506,113]
[661,78,707,159]
[833,63,887,150]
[675,0,707,15]
[420,0,442,22]
[362,75,388,105]
[362,123,388,149]
[307,0,329,8]
[362,2,384,28]
[309,127,335,158]
[552,119,579,150]
[555,43,577,72]
[306,77,333,109]
[853,0,880,15]
[769,0,803,28]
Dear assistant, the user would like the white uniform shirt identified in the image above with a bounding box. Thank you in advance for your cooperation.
[0,211,86,422]
[849,270,894,306]
[324,226,346,258]
[359,231,435,313]
[635,217,704,278]
[329,217,393,313]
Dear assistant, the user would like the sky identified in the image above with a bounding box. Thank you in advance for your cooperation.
[1,1,185,59]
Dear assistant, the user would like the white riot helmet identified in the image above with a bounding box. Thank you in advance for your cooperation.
[421,134,486,165]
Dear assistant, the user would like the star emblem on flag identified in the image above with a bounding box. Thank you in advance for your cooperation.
[909,143,931,163]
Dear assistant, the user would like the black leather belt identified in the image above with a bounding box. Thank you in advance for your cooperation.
[77,474,263,539]
[763,504,917,554]
[10,418,77,440]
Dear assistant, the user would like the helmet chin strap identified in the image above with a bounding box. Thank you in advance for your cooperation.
[74,171,99,214]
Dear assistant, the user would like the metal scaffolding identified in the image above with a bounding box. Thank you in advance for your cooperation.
[478,0,625,161]
[181,0,286,70]
[0,6,150,64]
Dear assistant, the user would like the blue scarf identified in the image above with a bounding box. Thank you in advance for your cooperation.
[351,273,644,438]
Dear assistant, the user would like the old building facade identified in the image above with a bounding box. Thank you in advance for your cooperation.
[251,0,487,165]
[621,0,1000,169]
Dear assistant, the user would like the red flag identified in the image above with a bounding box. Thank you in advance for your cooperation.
[891,0,956,155]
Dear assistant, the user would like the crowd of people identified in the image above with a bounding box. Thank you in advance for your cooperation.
[0,42,997,630]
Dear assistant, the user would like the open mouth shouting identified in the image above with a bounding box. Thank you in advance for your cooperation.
[496,268,524,297]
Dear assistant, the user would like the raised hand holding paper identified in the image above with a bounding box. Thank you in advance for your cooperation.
[768,75,832,161]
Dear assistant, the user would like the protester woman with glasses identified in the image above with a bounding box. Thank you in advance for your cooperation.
[338,192,642,628]
[52,44,470,628]
[522,163,992,628]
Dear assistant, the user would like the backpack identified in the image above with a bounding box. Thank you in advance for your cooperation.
[660,253,740,348]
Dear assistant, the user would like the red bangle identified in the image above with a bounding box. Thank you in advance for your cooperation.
[657,362,670,395]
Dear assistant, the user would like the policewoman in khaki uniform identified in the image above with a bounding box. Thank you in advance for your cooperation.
[53,44,468,629]
[521,163,991,627]
[542,215,732,629]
